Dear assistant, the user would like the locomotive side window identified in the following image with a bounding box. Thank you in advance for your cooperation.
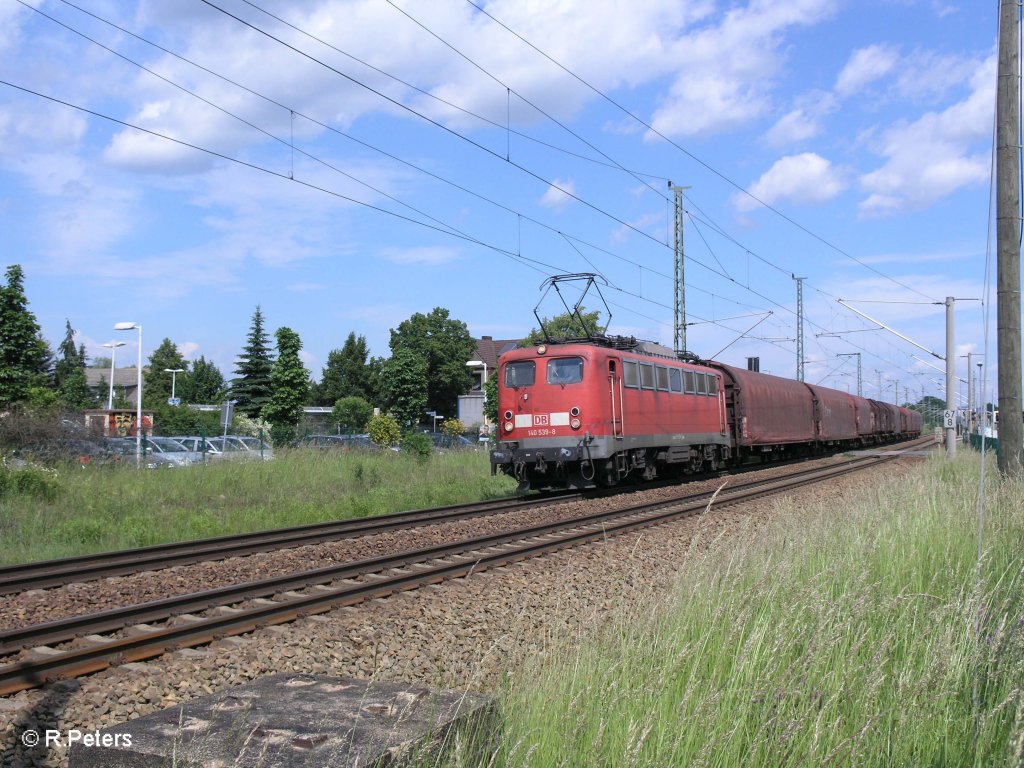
[708,376,719,396]
[669,368,683,393]
[505,361,535,388]
[639,363,655,390]
[695,373,708,395]
[547,357,584,385]
[623,360,639,388]
[684,370,696,394]
[655,366,670,391]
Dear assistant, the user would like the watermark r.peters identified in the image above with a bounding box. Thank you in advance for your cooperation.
[20,728,132,749]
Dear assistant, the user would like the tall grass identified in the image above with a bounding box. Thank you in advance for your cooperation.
[482,454,1023,767]
[0,450,516,565]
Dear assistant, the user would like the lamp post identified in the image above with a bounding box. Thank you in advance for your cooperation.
[115,322,142,462]
[164,368,184,405]
[103,341,126,410]
[466,359,488,424]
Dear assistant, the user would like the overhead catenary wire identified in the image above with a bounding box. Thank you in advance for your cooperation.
[33,0,771,325]
[21,1,945,387]
[460,0,939,304]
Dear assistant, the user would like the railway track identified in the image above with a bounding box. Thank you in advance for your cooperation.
[0,438,933,696]
[0,491,584,595]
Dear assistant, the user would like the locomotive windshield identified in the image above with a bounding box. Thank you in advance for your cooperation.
[547,357,584,385]
[504,361,536,388]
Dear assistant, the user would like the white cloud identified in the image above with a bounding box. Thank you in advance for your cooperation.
[764,92,838,147]
[538,179,576,211]
[836,44,900,97]
[179,341,200,359]
[734,152,847,212]
[649,0,837,138]
[858,54,993,215]
[610,211,664,244]
[379,246,462,265]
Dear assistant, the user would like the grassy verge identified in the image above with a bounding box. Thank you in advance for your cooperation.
[0,450,516,565]
[463,453,1023,767]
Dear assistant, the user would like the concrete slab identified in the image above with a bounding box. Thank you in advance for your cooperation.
[69,674,495,768]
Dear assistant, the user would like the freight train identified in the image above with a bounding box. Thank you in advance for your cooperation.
[490,337,923,491]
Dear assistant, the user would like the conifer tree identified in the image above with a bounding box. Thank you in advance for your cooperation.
[0,265,47,408]
[232,306,275,418]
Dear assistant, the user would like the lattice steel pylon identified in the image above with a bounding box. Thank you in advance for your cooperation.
[793,275,806,381]
[673,185,688,356]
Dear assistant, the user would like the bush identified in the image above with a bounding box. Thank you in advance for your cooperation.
[441,418,466,438]
[332,396,373,433]
[0,461,61,501]
[401,431,433,459]
[367,414,400,448]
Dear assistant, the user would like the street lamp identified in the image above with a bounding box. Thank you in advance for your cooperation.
[115,322,142,462]
[164,368,184,405]
[102,340,125,410]
[466,359,488,419]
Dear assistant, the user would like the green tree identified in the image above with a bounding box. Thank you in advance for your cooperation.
[53,320,91,409]
[331,396,373,433]
[382,348,428,429]
[261,327,309,445]
[182,356,225,404]
[0,265,48,408]
[522,308,602,346]
[232,306,275,418]
[483,374,498,425]
[389,307,476,416]
[145,338,189,406]
[363,355,387,407]
[315,332,372,405]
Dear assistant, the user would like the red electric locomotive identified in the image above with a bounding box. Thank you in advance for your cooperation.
[490,337,923,491]
[491,275,922,491]
[490,338,731,490]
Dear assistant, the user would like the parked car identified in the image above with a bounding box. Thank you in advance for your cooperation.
[295,434,383,452]
[219,435,274,460]
[422,432,476,450]
[105,437,193,468]
[167,436,223,459]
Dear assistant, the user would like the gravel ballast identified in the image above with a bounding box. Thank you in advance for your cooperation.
[0,458,917,768]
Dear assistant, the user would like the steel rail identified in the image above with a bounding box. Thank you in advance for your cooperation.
[0,452,886,655]
[0,443,931,695]
[0,491,582,595]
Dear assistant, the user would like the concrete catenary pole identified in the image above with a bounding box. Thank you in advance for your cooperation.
[997,0,1023,476]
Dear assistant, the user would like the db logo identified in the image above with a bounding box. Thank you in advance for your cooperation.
[533,414,549,426]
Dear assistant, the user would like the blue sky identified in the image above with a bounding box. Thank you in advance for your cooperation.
[0,0,1001,407]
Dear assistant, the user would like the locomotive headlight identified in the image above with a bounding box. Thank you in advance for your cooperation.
[570,418,581,430]
[570,406,581,417]
[537,345,547,355]
[504,421,514,433]
[504,410,513,420]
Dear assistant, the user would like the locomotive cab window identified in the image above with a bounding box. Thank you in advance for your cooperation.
[547,357,584,385]
[504,361,536,388]
[708,376,719,396]
[623,360,639,388]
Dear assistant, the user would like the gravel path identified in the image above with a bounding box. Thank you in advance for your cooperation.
[0,457,916,768]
